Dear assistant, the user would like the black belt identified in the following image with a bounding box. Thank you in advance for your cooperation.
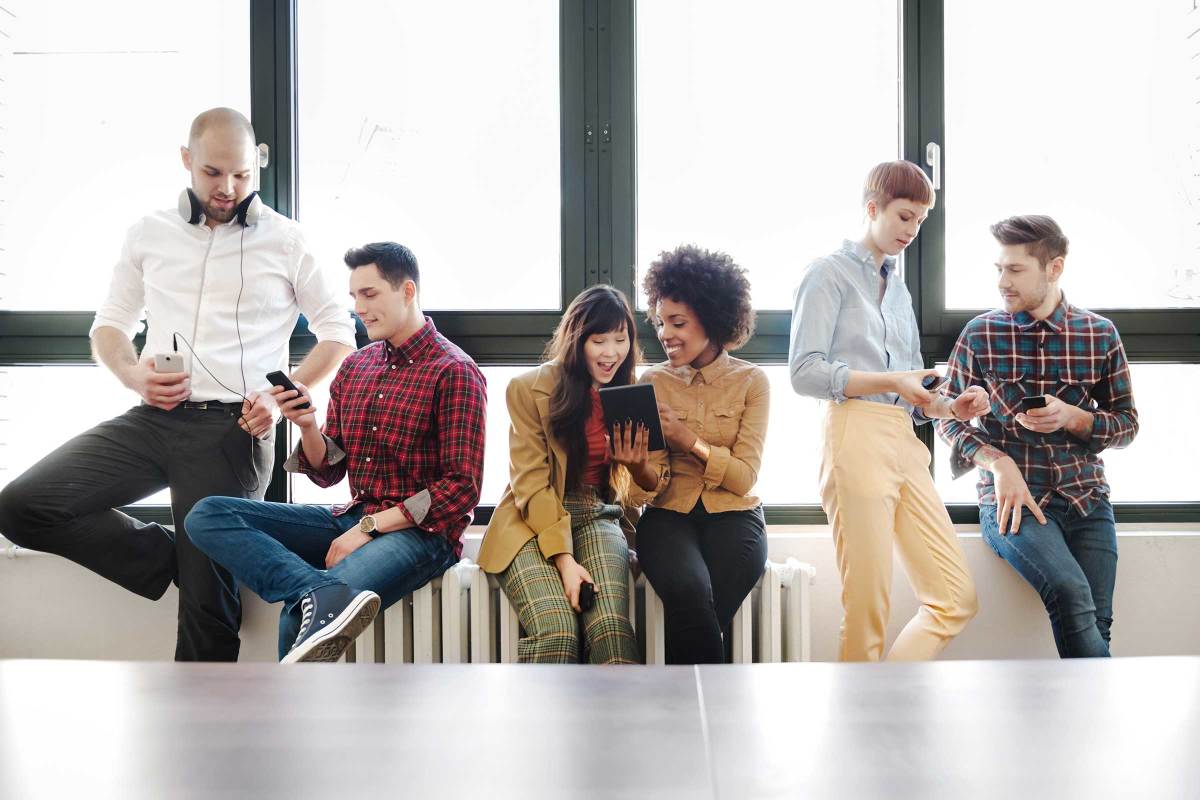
[180,400,244,412]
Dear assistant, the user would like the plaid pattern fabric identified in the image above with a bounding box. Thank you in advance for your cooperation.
[291,317,486,558]
[499,489,639,664]
[936,296,1138,516]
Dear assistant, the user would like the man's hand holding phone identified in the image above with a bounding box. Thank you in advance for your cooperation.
[267,379,318,430]
[128,355,191,411]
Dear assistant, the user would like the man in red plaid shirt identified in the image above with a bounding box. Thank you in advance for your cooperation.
[938,215,1138,659]
[187,241,486,662]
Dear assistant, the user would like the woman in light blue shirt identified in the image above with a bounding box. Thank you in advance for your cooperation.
[789,161,989,662]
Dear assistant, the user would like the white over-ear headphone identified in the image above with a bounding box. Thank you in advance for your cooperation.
[178,142,270,227]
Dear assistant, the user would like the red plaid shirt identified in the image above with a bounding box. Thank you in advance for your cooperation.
[286,317,486,557]
[936,296,1138,516]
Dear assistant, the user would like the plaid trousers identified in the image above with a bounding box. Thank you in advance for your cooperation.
[499,488,639,664]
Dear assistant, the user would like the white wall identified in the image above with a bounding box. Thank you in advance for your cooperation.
[2,527,1198,662]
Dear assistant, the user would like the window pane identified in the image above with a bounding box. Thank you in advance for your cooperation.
[289,366,526,508]
[757,366,822,504]
[944,2,1200,310]
[295,2,560,311]
[934,364,1199,504]
[636,0,900,309]
[0,367,169,505]
[0,0,250,311]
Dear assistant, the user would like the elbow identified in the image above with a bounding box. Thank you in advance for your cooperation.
[789,363,823,399]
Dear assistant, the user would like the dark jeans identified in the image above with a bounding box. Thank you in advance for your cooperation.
[980,495,1117,658]
[637,501,768,664]
[185,497,458,659]
[0,404,272,662]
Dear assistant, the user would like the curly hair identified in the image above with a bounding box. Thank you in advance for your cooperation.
[642,244,756,350]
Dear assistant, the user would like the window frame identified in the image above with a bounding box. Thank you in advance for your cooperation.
[1,0,1196,527]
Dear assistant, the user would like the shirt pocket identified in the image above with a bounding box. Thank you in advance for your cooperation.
[1055,365,1098,409]
[711,402,745,447]
[671,408,694,452]
[984,368,1027,424]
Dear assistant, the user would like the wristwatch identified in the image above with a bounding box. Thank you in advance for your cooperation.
[358,514,379,537]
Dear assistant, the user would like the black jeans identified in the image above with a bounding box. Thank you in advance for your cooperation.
[637,501,768,664]
[0,404,273,661]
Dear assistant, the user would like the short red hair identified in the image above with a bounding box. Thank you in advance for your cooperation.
[863,160,935,210]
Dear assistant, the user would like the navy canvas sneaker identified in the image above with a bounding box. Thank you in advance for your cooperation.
[281,583,381,664]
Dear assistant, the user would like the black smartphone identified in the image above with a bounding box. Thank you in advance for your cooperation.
[265,370,311,410]
[578,582,596,613]
[921,374,948,392]
[1020,396,1048,411]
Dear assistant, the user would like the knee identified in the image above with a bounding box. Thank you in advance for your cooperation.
[183,497,231,544]
[936,580,979,636]
[523,609,580,663]
[0,478,40,546]
[1045,577,1096,618]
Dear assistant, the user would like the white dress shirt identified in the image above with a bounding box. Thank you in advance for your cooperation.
[91,205,357,403]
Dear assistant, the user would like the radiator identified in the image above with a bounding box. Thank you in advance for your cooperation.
[349,557,815,665]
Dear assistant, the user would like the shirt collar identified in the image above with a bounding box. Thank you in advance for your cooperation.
[384,316,437,364]
[666,349,732,386]
[841,239,897,276]
[1012,292,1069,333]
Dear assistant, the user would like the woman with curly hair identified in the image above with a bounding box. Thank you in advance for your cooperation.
[789,160,988,661]
[476,285,646,663]
[634,244,769,664]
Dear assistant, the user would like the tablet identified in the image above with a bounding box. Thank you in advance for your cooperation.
[598,383,667,452]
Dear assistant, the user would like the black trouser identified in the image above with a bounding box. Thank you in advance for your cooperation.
[0,403,273,661]
[637,501,768,664]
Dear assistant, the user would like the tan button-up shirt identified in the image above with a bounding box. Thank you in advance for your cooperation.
[636,351,769,514]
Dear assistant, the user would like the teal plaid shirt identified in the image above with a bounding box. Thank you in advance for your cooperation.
[936,295,1139,516]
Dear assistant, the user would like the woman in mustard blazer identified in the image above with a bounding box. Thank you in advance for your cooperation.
[477,286,653,663]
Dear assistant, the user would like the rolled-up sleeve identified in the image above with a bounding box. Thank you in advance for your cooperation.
[789,263,850,401]
[90,220,146,339]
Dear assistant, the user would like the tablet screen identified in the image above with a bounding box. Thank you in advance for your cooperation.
[597,383,667,452]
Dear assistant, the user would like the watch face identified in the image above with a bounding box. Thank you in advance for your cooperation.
[360,515,376,533]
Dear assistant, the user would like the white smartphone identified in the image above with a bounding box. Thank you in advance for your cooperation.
[153,353,186,373]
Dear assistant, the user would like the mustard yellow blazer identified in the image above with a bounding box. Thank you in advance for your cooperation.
[476,362,636,574]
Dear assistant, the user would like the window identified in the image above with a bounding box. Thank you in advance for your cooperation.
[635,0,900,310]
[295,1,562,312]
[943,1,1200,310]
[0,0,250,311]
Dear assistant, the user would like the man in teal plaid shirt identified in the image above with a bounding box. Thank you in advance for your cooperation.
[938,215,1138,658]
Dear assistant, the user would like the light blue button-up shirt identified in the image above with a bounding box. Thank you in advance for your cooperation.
[788,239,927,420]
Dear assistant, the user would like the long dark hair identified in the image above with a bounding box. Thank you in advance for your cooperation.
[544,285,639,492]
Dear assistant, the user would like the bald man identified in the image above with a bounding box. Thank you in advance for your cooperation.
[0,108,356,661]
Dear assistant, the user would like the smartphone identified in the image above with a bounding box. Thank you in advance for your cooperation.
[153,353,186,373]
[921,374,947,392]
[1020,396,1048,411]
[578,582,596,613]
[265,370,312,410]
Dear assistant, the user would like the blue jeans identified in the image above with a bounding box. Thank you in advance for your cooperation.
[186,497,457,659]
[979,495,1116,658]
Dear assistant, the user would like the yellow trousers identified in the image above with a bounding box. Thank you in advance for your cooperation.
[820,400,978,661]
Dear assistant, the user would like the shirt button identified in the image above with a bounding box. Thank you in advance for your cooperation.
[391,365,396,370]
[377,393,383,399]
[372,426,378,432]
[365,457,372,463]
[408,359,413,364]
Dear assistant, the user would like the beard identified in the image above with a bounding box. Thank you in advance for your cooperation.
[1007,279,1051,313]
[202,198,238,224]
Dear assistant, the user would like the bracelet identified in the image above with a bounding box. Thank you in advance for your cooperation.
[690,438,711,462]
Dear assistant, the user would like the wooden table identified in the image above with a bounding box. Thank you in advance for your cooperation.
[1,658,1196,799]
